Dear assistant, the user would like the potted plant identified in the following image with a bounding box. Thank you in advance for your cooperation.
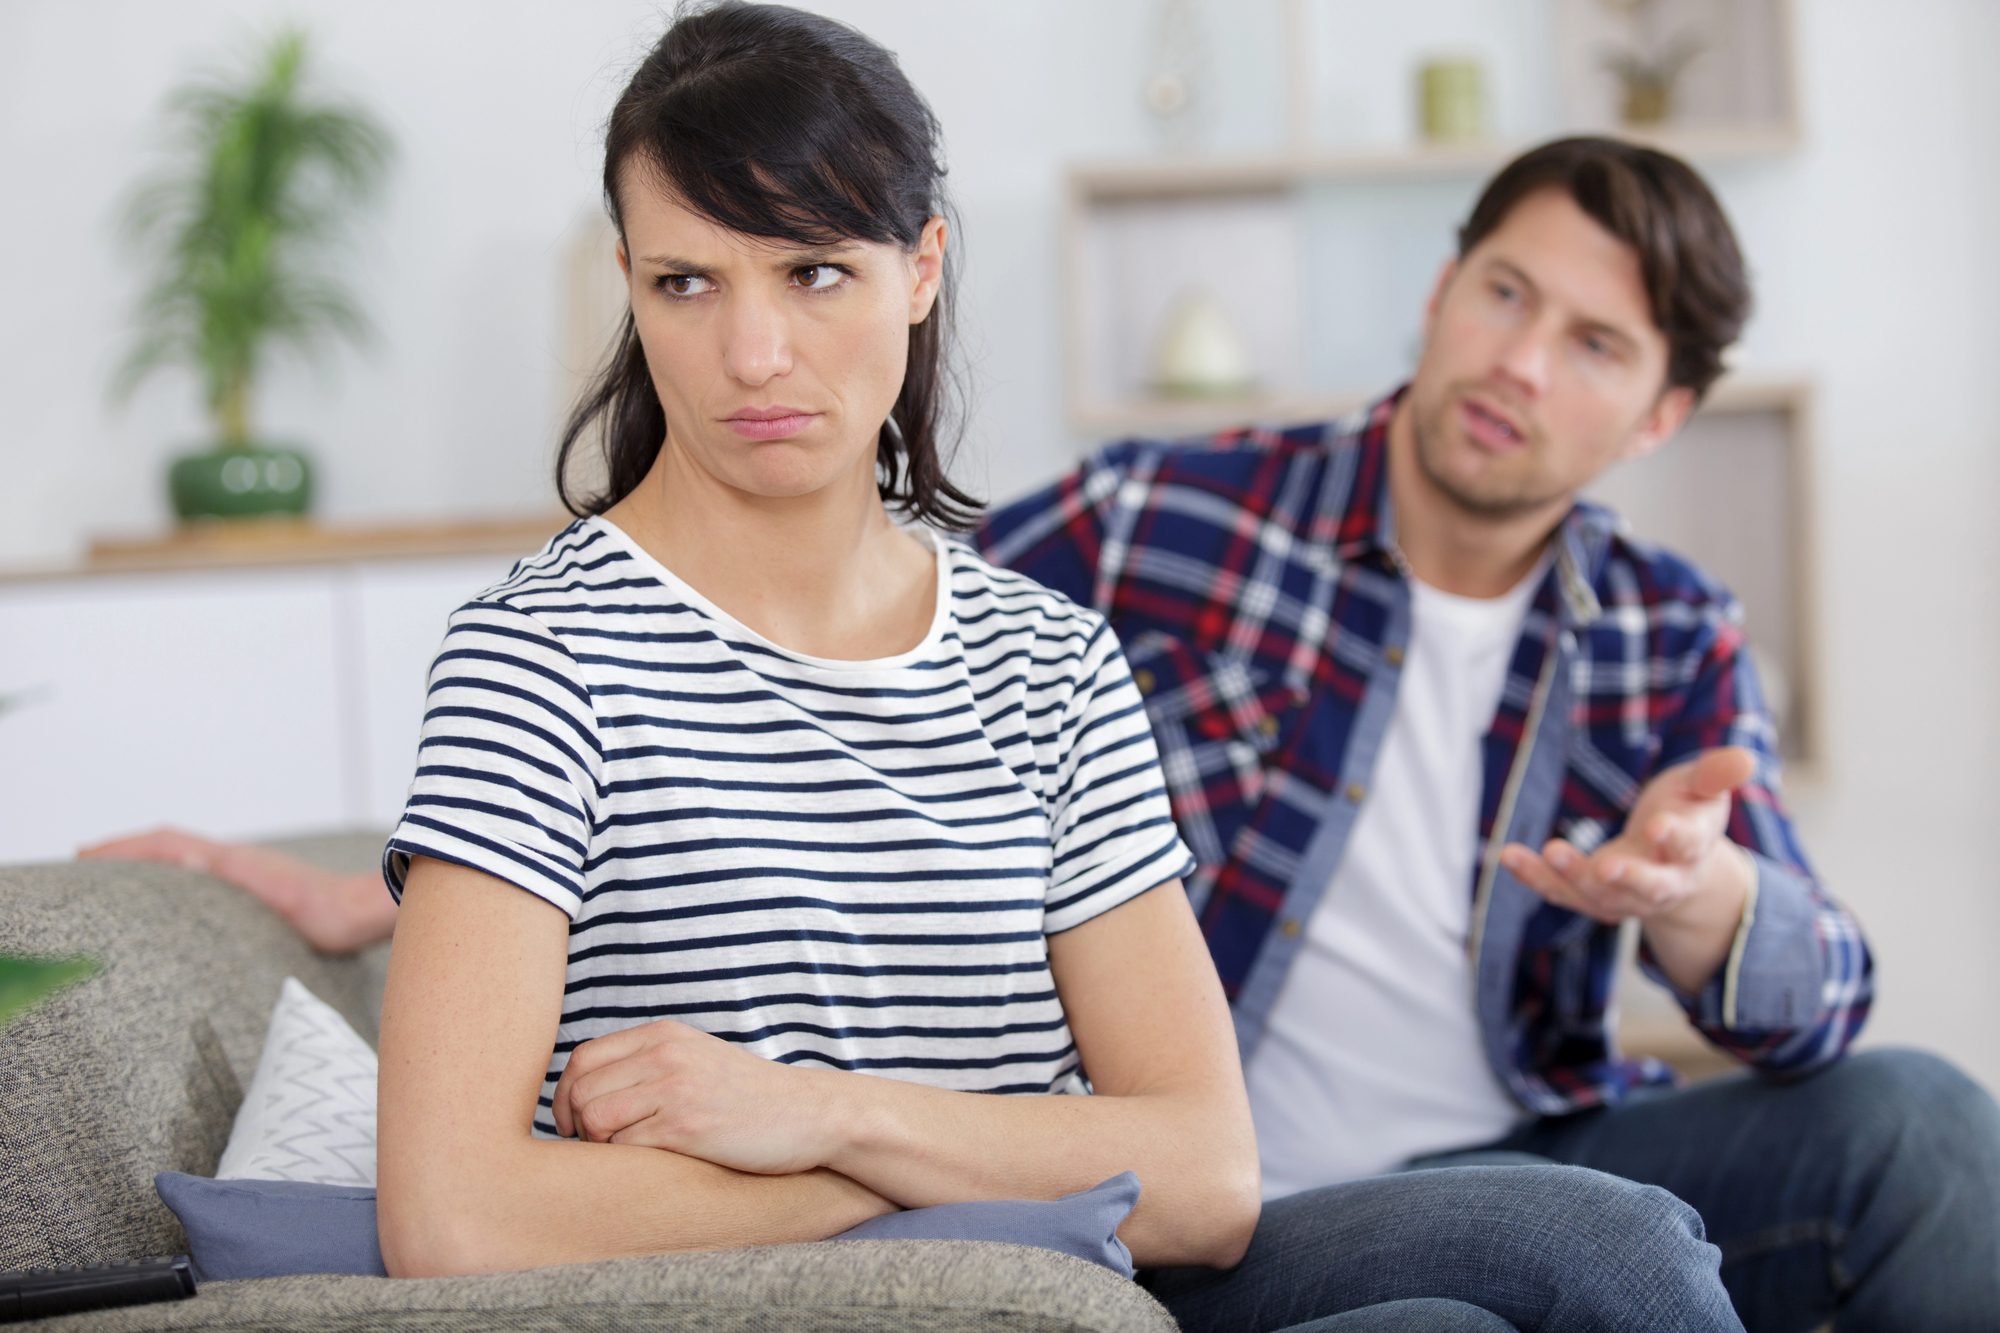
[117,30,392,521]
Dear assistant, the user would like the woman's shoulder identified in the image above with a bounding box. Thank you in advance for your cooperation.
[943,535,1111,666]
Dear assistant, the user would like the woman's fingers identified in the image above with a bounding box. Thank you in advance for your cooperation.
[553,1020,696,1140]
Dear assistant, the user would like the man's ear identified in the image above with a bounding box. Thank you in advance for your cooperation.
[1422,258,1458,334]
[1622,384,1697,462]
[909,216,947,325]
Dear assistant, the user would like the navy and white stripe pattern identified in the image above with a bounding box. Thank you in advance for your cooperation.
[386,517,1194,1132]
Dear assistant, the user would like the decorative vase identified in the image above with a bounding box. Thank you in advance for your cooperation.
[168,444,314,521]
[1153,289,1256,399]
[1419,58,1486,143]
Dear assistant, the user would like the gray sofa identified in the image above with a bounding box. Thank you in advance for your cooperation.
[0,834,1176,1331]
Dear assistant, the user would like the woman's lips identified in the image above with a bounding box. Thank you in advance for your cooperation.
[723,409,818,440]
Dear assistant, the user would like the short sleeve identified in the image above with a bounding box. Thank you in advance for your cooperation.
[383,599,600,919]
[1041,618,1198,934]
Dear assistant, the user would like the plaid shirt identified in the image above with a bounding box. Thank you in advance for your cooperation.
[978,390,1872,1116]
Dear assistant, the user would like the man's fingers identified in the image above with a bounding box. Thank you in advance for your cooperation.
[1684,746,1757,803]
[1501,844,1617,923]
[77,827,217,870]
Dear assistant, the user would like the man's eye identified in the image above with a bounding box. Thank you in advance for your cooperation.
[1581,334,1616,359]
[659,274,713,296]
[795,264,846,291]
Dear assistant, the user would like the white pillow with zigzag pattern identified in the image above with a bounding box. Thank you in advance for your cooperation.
[215,977,377,1186]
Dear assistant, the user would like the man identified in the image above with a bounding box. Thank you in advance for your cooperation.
[90,136,2000,1330]
[976,137,1999,1330]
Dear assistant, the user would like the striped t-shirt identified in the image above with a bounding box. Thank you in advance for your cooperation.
[385,516,1194,1133]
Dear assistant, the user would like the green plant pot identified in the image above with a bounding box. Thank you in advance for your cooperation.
[168,444,314,520]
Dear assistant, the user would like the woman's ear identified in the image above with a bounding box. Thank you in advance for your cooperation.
[909,216,946,325]
[616,238,631,282]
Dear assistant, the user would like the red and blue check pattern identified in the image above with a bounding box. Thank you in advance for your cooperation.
[979,391,1872,1113]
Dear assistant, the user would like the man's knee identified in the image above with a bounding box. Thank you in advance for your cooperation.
[1799,1048,2000,1165]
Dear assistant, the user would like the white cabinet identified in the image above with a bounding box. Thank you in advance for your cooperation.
[0,554,518,864]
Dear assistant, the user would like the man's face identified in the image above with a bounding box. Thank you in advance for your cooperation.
[1405,188,1693,519]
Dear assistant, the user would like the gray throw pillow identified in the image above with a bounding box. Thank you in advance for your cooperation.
[832,1172,1140,1279]
[154,1170,1142,1281]
[154,1173,386,1281]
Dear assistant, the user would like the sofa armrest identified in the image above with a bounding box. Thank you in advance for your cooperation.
[26,1240,1176,1333]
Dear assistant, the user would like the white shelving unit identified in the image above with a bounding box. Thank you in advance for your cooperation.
[1064,0,1801,439]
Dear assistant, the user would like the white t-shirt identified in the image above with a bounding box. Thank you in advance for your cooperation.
[1243,560,1544,1196]
[386,517,1195,1135]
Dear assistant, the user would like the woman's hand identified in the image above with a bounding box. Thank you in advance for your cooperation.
[551,1019,841,1175]
[78,827,398,953]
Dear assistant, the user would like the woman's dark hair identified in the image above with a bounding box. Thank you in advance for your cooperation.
[557,1,980,527]
[1458,137,1750,400]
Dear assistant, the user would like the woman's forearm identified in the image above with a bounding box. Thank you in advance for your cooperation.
[552,884,1261,1269]
[379,1135,894,1278]
[814,1068,1255,1267]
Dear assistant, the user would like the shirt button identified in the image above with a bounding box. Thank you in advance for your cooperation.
[1384,643,1406,667]
[1280,918,1302,938]
[1133,667,1156,695]
[1257,714,1280,738]
[1344,781,1367,803]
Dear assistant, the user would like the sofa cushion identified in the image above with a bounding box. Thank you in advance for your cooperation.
[18,1241,1177,1332]
[0,858,382,1269]
[154,1174,387,1281]
[215,977,378,1186]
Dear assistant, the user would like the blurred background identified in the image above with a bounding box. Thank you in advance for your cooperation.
[1,0,1995,1089]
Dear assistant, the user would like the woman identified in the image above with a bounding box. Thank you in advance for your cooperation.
[334,6,1737,1329]
[374,0,1259,1279]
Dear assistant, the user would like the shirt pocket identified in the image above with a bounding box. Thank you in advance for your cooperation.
[1123,630,1299,870]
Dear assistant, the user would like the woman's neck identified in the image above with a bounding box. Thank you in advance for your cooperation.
[602,436,938,661]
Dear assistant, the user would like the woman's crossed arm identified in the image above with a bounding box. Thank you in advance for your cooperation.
[376,856,1259,1277]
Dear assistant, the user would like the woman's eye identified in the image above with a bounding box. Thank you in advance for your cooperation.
[659,273,713,297]
[795,264,846,291]
[1491,281,1518,303]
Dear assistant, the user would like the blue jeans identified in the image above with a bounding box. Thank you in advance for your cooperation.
[1468,1048,2000,1332]
[1143,1162,1740,1332]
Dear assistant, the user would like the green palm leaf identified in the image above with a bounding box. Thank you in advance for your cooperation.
[0,955,98,1030]
[115,28,393,447]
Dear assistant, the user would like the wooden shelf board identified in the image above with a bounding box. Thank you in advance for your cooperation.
[1070,122,1801,203]
[53,513,575,578]
[1074,373,1807,441]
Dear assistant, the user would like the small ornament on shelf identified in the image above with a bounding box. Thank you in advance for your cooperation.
[1598,0,1706,127]
[1152,288,1256,400]
[1418,58,1487,144]
[1142,0,1208,153]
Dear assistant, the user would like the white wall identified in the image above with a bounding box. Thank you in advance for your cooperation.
[3,1,1997,1087]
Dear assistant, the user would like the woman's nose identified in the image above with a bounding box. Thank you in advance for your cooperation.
[721,293,793,386]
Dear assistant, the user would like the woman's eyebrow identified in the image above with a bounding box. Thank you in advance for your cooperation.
[633,252,711,273]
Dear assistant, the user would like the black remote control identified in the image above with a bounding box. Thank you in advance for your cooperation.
[0,1255,196,1323]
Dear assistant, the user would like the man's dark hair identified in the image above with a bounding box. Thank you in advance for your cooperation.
[1457,137,1750,399]
[558,0,978,527]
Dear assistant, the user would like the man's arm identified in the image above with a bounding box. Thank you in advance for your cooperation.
[375,856,896,1277]
[1502,634,1872,1074]
[551,874,1260,1269]
[79,828,397,953]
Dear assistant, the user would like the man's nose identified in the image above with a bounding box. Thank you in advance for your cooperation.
[1494,320,1553,397]
[722,293,793,386]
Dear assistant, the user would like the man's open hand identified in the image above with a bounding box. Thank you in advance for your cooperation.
[1498,747,1759,993]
